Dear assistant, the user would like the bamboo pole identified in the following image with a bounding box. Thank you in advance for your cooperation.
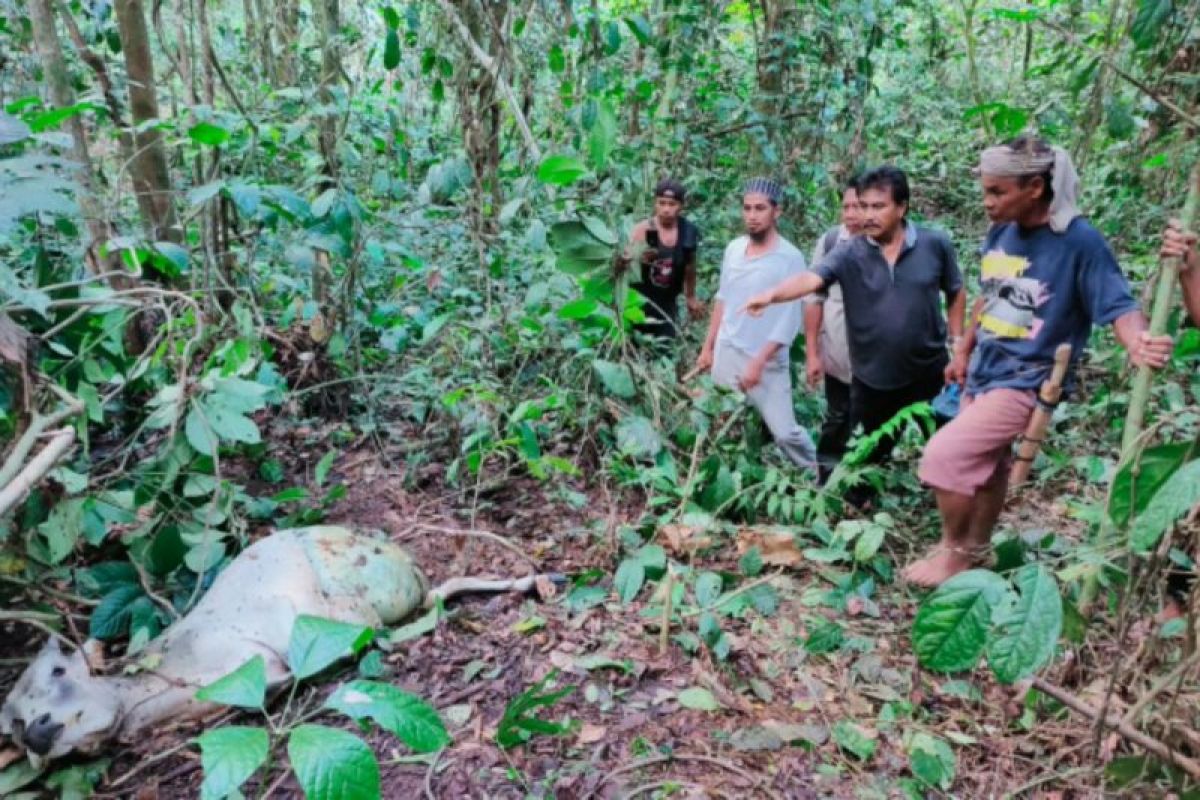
[1010,343,1072,486]
[1122,164,1200,454]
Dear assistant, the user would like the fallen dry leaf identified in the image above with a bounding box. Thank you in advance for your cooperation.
[577,723,607,744]
[659,523,713,555]
[736,528,803,567]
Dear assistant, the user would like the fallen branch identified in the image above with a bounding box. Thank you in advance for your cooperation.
[0,427,77,518]
[1032,676,1200,781]
[410,522,538,569]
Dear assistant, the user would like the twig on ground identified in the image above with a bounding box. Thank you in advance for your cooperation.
[589,752,780,800]
[423,748,449,800]
[1032,676,1200,781]
[409,522,538,568]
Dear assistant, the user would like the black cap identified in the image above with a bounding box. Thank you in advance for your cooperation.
[654,178,686,202]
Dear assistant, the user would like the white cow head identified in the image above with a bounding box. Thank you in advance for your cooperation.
[0,638,121,765]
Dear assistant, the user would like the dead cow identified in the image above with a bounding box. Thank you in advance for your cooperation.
[1,526,552,764]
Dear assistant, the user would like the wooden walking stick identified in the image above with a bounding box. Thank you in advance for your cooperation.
[1010,343,1072,486]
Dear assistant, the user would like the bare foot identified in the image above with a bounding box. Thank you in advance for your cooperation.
[902,545,976,588]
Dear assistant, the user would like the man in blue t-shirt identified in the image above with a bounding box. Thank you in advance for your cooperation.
[908,135,1174,587]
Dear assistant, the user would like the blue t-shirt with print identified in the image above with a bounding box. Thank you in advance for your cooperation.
[967,218,1139,395]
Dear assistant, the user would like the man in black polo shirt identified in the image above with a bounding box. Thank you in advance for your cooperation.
[618,179,703,340]
[741,165,966,464]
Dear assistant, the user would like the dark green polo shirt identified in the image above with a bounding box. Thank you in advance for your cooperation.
[814,223,962,390]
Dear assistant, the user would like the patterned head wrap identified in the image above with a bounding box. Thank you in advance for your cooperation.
[978,141,1081,233]
[743,177,783,206]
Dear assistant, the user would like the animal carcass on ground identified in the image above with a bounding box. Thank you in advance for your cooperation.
[1,526,550,764]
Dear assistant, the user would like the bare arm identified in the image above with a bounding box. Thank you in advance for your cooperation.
[742,272,826,315]
[695,299,725,372]
[1113,309,1172,369]
[946,288,966,338]
[804,303,824,387]
[1162,219,1200,325]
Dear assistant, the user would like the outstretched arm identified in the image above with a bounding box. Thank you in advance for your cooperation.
[741,272,826,316]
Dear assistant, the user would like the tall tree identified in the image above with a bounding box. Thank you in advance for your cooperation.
[114,0,181,250]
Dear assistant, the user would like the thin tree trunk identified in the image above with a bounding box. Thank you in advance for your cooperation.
[28,0,116,276]
[114,0,181,249]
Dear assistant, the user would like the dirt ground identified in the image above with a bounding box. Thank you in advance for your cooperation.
[0,434,1185,799]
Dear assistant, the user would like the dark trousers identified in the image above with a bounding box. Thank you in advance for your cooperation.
[849,360,946,465]
[817,375,852,480]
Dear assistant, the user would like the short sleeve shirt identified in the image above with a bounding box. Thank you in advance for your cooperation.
[967,218,1139,394]
[815,223,963,390]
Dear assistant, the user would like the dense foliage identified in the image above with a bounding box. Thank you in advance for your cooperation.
[1,0,1199,796]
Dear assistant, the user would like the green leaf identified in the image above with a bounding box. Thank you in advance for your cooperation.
[197,726,269,800]
[383,30,401,69]
[381,6,400,28]
[315,451,336,487]
[535,154,588,186]
[288,724,380,800]
[1108,441,1197,529]
[804,620,845,655]
[635,543,667,571]
[186,404,219,456]
[908,731,955,789]
[188,122,230,147]
[592,359,636,398]
[1131,0,1172,49]
[196,655,267,709]
[390,602,442,644]
[89,584,144,640]
[615,415,662,459]
[624,14,653,46]
[1132,460,1200,552]
[832,720,877,760]
[287,615,375,680]
[152,241,189,276]
[614,558,645,603]
[911,569,1008,673]
[558,298,598,320]
[677,686,721,712]
[694,572,723,607]
[587,101,618,171]
[547,220,615,275]
[325,680,449,753]
[738,546,763,577]
[547,44,565,73]
[496,670,576,749]
[986,564,1062,684]
[854,523,885,562]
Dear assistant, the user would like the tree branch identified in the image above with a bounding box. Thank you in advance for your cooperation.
[433,0,542,161]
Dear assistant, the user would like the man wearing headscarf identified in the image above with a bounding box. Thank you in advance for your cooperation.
[618,178,703,341]
[907,134,1174,587]
[694,178,817,468]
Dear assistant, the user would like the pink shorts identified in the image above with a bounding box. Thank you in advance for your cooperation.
[918,388,1038,496]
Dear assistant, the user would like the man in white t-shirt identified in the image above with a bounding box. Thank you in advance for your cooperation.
[694,178,817,468]
[804,178,864,482]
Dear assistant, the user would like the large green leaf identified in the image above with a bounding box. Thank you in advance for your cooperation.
[587,101,618,171]
[1131,0,1172,49]
[908,731,956,789]
[912,569,1008,673]
[615,415,662,459]
[188,122,230,147]
[1108,441,1197,529]
[287,724,380,800]
[613,558,645,604]
[548,221,614,275]
[287,616,375,680]
[592,360,636,398]
[197,726,269,800]
[536,154,588,186]
[89,584,145,640]
[196,655,267,709]
[985,565,1062,684]
[383,29,401,69]
[324,680,449,753]
[1132,460,1200,552]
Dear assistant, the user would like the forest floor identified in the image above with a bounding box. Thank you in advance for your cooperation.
[0,415,1172,799]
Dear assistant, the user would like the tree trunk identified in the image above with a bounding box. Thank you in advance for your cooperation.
[28,0,117,276]
[114,0,181,249]
[315,0,342,189]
